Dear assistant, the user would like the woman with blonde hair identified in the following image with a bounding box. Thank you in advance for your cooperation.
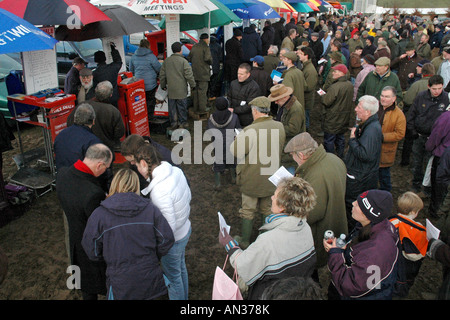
[218,177,317,299]
[82,168,174,300]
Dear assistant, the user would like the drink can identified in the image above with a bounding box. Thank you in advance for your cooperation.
[324,230,334,242]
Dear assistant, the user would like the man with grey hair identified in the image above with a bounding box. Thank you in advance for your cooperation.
[263,45,280,74]
[230,96,285,248]
[56,143,112,300]
[54,103,101,170]
[344,95,383,229]
[67,81,125,155]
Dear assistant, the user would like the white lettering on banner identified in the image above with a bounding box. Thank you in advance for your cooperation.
[149,0,187,4]
[0,25,31,45]
[362,197,381,217]
[264,8,274,16]
[144,5,184,11]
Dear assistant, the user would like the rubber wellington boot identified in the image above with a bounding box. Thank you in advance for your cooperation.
[234,219,253,249]
[214,172,221,190]
[229,167,236,184]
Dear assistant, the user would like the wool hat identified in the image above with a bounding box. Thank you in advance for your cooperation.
[268,84,293,101]
[356,189,393,225]
[284,132,318,154]
[233,29,243,37]
[249,96,271,111]
[367,36,374,43]
[200,33,209,40]
[363,54,375,65]
[329,51,342,63]
[405,41,416,51]
[331,63,348,74]
[250,55,264,64]
[283,51,298,62]
[94,50,106,63]
[79,68,93,77]
[418,59,430,67]
[311,32,319,37]
[375,56,390,66]
[215,96,229,111]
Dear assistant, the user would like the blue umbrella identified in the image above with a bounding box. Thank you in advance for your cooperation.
[231,1,281,19]
[219,0,260,10]
[0,8,58,54]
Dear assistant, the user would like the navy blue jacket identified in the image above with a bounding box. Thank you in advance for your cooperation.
[242,27,262,62]
[82,192,174,300]
[54,124,101,170]
[345,114,383,180]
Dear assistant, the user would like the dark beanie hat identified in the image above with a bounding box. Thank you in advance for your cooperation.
[363,54,375,65]
[215,97,229,111]
[233,29,243,37]
[357,190,393,225]
[367,36,374,43]
[94,51,106,63]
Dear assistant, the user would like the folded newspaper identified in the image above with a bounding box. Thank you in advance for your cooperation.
[268,166,294,186]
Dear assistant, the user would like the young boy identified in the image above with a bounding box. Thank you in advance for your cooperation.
[389,191,428,297]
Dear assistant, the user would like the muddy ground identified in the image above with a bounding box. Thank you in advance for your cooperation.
[0,103,446,301]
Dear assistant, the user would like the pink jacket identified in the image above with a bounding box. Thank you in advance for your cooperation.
[353,64,376,102]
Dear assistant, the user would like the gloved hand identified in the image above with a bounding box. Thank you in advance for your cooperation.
[219,229,239,253]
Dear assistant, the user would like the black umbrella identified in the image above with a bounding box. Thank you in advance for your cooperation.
[55,5,157,41]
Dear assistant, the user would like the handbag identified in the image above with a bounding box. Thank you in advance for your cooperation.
[422,155,434,187]
[212,255,243,300]
[155,84,168,102]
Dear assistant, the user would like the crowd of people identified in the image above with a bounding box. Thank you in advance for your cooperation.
[58,11,450,300]
[2,11,450,301]
[211,12,450,300]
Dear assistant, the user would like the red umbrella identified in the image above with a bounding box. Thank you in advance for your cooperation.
[0,0,111,26]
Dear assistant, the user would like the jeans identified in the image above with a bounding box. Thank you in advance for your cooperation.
[378,167,392,191]
[305,108,310,130]
[161,227,191,300]
[168,98,188,126]
[323,132,345,159]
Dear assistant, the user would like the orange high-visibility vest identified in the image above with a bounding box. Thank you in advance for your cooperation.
[390,214,428,257]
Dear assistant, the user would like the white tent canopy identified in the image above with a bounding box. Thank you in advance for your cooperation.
[90,0,218,15]
[374,6,449,15]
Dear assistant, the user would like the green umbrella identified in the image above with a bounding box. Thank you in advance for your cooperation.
[159,0,241,32]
